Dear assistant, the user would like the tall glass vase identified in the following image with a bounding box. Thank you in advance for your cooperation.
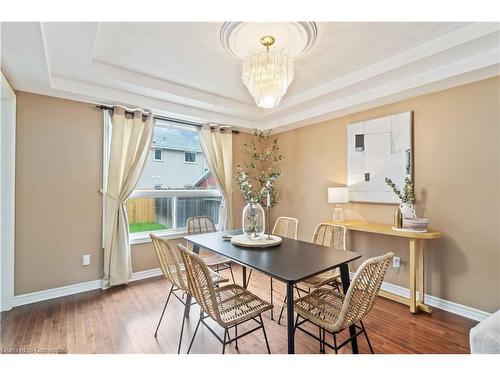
[242,202,265,240]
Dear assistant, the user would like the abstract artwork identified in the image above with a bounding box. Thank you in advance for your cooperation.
[347,111,413,203]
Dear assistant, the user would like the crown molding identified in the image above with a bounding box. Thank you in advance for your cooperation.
[265,47,500,132]
[8,22,499,133]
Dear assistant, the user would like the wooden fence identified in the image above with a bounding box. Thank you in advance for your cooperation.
[126,197,155,223]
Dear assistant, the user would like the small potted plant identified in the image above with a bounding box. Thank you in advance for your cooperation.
[385,177,416,219]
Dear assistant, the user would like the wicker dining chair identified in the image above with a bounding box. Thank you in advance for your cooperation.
[267,217,299,320]
[150,234,228,354]
[178,244,273,354]
[294,252,393,354]
[187,215,235,283]
[277,223,347,325]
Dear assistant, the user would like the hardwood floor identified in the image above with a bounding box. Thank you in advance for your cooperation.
[0,265,475,354]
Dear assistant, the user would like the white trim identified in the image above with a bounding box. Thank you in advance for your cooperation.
[13,279,103,307]
[130,188,222,199]
[349,272,492,322]
[130,229,188,245]
[26,22,499,132]
[1,71,16,312]
[129,268,163,282]
[13,269,164,307]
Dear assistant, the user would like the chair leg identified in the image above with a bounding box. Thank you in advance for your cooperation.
[222,329,228,354]
[229,264,236,284]
[361,321,374,354]
[187,312,202,354]
[154,284,174,338]
[333,332,338,354]
[177,313,186,354]
[278,285,301,325]
[277,294,287,325]
[270,277,274,320]
[319,327,325,353]
[235,324,238,350]
[246,269,253,287]
[293,314,299,335]
[259,314,271,354]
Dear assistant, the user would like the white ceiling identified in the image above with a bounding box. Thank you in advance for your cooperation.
[1,22,499,132]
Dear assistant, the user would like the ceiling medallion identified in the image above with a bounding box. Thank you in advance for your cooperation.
[220,22,318,109]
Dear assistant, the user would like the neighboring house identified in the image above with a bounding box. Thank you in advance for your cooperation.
[194,169,217,188]
[136,125,209,189]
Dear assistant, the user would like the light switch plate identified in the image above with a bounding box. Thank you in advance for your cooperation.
[392,256,401,269]
[82,254,91,266]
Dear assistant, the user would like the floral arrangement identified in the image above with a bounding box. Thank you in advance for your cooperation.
[235,129,283,206]
[385,176,415,203]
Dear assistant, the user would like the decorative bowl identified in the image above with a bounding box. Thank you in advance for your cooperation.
[403,218,430,230]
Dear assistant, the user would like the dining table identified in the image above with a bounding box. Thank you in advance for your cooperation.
[184,229,362,354]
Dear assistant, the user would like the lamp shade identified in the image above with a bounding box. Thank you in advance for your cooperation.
[328,187,349,203]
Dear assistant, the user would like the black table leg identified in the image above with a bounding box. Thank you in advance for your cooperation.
[339,263,358,354]
[242,266,247,289]
[184,243,200,318]
[286,282,295,354]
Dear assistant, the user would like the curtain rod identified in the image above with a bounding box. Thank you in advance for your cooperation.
[96,105,240,133]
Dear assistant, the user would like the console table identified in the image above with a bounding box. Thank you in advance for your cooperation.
[325,220,441,314]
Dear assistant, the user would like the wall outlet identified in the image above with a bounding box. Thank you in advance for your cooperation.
[392,256,401,269]
[82,254,91,266]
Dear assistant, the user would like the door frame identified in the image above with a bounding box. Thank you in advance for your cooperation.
[1,71,16,311]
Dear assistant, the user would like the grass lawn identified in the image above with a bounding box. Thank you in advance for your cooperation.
[129,222,168,233]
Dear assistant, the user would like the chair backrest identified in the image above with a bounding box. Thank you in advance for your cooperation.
[150,234,188,292]
[177,244,223,325]
[334,252,394,331]
[272,216,299,240]
[187,215,217,235]
[312,223,347,250]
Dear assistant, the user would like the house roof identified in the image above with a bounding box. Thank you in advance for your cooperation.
[151,126,202,152]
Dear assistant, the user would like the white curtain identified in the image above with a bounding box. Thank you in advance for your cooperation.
[197,125,233,230]
[102,107,154,288]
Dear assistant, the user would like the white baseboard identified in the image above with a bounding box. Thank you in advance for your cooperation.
[12,268,163,308]
[130,268,163,282]
[13,279,103,307]
[11,268,492,322]
[351,272,491,322]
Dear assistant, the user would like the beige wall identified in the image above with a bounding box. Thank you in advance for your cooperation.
[15,77,500,313]
[15,92,103,294]
[15,92,254,293]
[270,77,500,313]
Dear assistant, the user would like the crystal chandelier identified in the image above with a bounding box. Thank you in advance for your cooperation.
[242,36,294,109]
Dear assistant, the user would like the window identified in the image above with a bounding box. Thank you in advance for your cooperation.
[154,148,162,161]
[112,119,221,240]
[184,151,196,163]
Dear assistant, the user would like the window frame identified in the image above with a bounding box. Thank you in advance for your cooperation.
[153,148,163,161]
[184,151,197,164]
[103,115,221,244]
[128,189,222,244]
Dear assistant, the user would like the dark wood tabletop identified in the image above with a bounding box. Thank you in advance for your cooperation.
[185,229,362,283]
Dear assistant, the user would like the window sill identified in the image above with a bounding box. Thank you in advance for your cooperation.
[130,230,188,245]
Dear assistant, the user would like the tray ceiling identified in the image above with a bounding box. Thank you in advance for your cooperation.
[1,22,499,132]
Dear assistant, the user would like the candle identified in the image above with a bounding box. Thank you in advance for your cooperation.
[267,191,271,207]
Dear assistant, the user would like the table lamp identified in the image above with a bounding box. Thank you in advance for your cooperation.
[328,187,349,222]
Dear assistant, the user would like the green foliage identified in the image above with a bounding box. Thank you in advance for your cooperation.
[129,222,168,233]
[235,129,284,207]
[385,177,415,203]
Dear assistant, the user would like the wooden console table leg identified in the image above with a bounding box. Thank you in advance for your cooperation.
[409,239,417,313]
[418,240,425,304]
